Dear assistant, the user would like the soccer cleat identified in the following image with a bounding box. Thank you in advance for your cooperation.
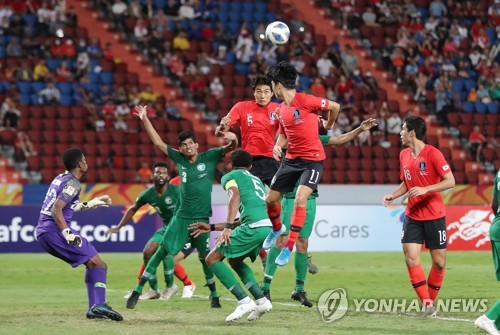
[225,298,256,322]
[307,255,319,274]
[419,305,437,318]
[182,284,196,299]
[123,291,134,299]
[262,290,272,302]
[291,290,313,308]
[86,308,106,320]
[139,289,161,300]
[126,290,141,309]
[159,284,179,300]
[263,225,286,250]
[275,247,292,266]
[474,315,499,335]
[90,303,123,321]
[247,298,272,321]
[211,296,222,308]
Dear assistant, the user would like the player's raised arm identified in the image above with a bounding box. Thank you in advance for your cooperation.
[105,204,139,237]
[323,100,341,130]
[221,131,238,155]
[325,118,377,146]
[135,105,169,155]
[215,115,232,136]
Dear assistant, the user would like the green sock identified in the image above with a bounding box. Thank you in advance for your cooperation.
[294,252,308,292]
[486,300,500,327]
[262,245,281,291]
[143,257,158,290]
[135,246,167,293]
[199,258,218,298]
[233,262,264,300]
[162,254,175,288]
[210,261,247,300]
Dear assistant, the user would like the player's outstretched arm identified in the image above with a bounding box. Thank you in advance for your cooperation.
[105,205,139,237]
[326,118,378,146]
[323,100,341,130]
[134,105,169,155]
[188,218,241,237]
[382,182,408,206]
[74,195,112,211]
[221,131,238,155]
[215,115,231,136]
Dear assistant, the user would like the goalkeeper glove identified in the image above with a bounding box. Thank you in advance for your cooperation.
[62,228,82,247]
[74,195,112,211]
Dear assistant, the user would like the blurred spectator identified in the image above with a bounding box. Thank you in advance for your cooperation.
[173,30,190,50]
[179,1,197,19]
[76,51,90,79]
[56,61,72,82]
[138,85,159,103]
[336,112,351,133]
[129,0,141,18]
[49,11,66,35]
[142,0,154,18]
[6,38,22,57]
[128,86,140,105]
[137,161,153,182]
[134,18,149,49]
[14,131,37,160]
[235,29,254,63]
[165,99,181,119]
[113,87,129,105]
[15,63,33,82]
[196,52,212,75]
[414,71,428,101]
[38,82,61,105]
[467,87,478,102]
[316,53,334,78]
[310,78,326,97]
[489,78,500,101]
[151,10,169,32]
[341,44,358,75]
[164,0,180,17]
[386,109,402,135]
[62,39,76,58]
[469,125,487,162]
[66,6,78,27]
[477,83,492,103]
[33,60,51,82]
[362,6,378,26]
[86,38,102,58]
[429,0,447,18]
[209,77,224,99]
[189,74,208,104]
[1,98,20,129]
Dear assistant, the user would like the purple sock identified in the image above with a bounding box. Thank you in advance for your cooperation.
[88,267,107,305]
[84,268,95,309]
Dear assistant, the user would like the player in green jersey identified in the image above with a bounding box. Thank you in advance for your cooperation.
[190,149,273,322]
[262,118,377,307]
[105,162,196,300]
[475,169,500,334]
[126,105,238,309]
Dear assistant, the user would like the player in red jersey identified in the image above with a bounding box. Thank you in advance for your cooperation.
[262,61,341,267]
[383,115,455,317]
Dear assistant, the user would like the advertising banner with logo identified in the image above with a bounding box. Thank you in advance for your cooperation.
[445,206,493,251]
[0,206,160,253]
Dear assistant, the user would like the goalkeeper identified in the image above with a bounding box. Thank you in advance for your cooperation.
[35,148,123,321]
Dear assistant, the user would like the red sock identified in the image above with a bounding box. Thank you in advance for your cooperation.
[285,206,306,250]
[407,265,431,306]
[266,202,282,231]
[428,267,445,303]
[174,263,193,286]
[259,248,267,259]
[137,263,145,283]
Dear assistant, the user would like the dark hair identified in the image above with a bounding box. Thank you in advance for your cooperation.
[251,74,272,90]
[178,130,197,145]
[404,115,427,140]
[63,148,83,171]
[267,61,298,89]
[153,161,169,170]
[230,149,253,169]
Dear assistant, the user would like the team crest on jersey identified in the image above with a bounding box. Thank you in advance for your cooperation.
[269,111,277,121]
[165,197,172,205]
[197,163,206,171]
[293,108,300,119]
[419,161,428,176]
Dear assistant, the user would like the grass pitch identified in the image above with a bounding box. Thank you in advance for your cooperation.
[0,251,494,335]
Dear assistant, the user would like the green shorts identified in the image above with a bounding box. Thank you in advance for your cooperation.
[217,225,271,262]
[161,216,210,256]
[281,197,316,239]
[491,240,500,281]
[148,225,167,244]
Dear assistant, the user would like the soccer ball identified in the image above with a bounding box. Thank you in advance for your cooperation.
[265,21,290,45]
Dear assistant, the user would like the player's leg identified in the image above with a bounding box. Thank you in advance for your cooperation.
[173,245,196,298]
[139,240,162,300]
[192,230,220,307]
[401,216,433,314]
[290,197,316,307]
[127,244,169,308]
[425,218,447,306]
[475,299,500,334]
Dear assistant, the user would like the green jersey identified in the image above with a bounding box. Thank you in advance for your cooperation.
[135,184,180,226]
[283,135,330,199]
[494,170,500,222]
[167,146,223,219]
[221,169,271,228]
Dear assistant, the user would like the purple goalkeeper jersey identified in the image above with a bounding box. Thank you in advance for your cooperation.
[36,171,82,237]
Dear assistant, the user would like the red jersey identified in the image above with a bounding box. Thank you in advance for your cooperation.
[399,145,452,221]
[169,176,181,185]
[228,100,279,158]
[277,93,327,161]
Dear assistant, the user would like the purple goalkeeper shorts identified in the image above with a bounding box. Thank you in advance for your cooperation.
[37,230,98,268]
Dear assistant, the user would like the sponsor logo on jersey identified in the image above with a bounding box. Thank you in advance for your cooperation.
[197,163,206,171]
